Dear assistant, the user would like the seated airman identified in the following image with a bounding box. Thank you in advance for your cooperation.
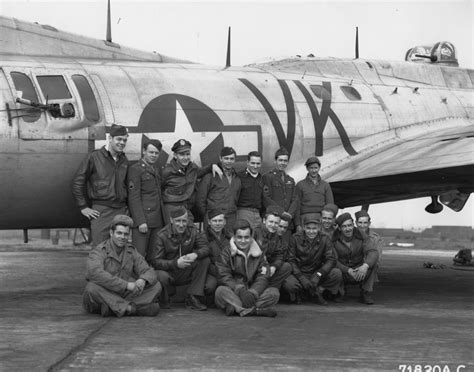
[332,213,379,304]
[82,215,161,317]
[215,219,279,317]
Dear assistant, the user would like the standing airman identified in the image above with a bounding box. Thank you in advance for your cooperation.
[72,124,129,247]
[127,139,164,258]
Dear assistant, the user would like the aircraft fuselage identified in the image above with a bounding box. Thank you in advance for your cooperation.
[1,46,473,228]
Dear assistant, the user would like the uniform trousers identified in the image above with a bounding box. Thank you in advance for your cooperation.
[132,226,160,259]
[268,262,292,289]
[224,212,237,234]
[90,204,127,247]
[283,267,343,296]
[155,257,210,298]
[341,265,378,293]
[82,281,162,317]
[214,286,279,314]
[236,208,262,230]
[204,274,218,295]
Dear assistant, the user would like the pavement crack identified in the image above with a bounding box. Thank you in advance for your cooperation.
[47,318,112,371]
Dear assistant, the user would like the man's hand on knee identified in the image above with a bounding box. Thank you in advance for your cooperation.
[355,263,369,281]
[177,255,193,269]
[135,278,146,295]
[299,276,313,292]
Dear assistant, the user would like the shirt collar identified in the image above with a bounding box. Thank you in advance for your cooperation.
[246,168,259,178]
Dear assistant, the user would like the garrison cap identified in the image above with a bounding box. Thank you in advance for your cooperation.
[336,212,353,227]
[233,219,252,234]
[303,212,321,225]
[355,210,370,221]
[171,139,192,153]
[305,156,321,167]
[170,206,188,219]
[145,139,163,151]
[220,147,236,157]
[208,208,225,220]
[322,203,339,217]
[274,147,289,159]
[110,214,133,228]
[109,124,128,137]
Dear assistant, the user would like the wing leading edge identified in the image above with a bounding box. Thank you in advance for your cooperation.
[326,121,474,208]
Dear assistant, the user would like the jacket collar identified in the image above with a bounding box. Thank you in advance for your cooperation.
[219,163,236,177]
[140,158,157,173]
[229,237,262,258]
[206,226,232,241]
[170,158,193,173]
[257,225,274,240]
[100,145,126,162]
[164,223,192,240]
[103,239,133,261]
[272,168,286,177]
[332,227,364,242]
[305,173,321,184]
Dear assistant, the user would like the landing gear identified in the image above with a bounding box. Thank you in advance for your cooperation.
[425,195,443,214]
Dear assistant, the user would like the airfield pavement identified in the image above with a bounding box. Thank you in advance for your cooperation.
[0,237,473,372]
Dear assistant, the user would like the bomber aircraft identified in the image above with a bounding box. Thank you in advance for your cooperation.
[0,14,473,230]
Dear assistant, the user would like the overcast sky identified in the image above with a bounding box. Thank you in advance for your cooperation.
[1,0,473,229]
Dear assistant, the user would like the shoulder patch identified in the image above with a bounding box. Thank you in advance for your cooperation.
[263,185,270,193]
[129,181,135,190]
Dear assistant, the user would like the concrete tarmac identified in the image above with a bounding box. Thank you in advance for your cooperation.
[0,241,472,371]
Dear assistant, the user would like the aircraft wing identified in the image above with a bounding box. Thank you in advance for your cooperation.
[324,120,474,207]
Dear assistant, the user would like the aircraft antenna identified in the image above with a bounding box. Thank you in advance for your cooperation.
[106,0,112,42]
[226,27,231,67]
[355,26,359,59]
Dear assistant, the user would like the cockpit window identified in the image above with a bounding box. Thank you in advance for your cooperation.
[72,75,100,122]
[10,72,41,122]
[340,86,362,101]
[36,75,72,100]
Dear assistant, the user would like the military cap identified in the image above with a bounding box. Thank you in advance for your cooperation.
[232,219,252,234]
[274,147,289,159]
[335,212,353,227]
[171,139,192,153]
[109,124,128,137]
[208,208,225,220]
[110,214,133,228]
[305,156,321,167]
[170,206,188,219]
[265,205,284,218]
[355,210,370,221]
[145,139,163,151]
[220,147,236,157]
[280,213,292,222]
[322,203,339,217]
[303,212,321,225]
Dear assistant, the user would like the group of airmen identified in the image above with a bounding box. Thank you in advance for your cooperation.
[73,124,381,318]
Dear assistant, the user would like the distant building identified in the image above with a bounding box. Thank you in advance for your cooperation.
[372,228,414,239]
[427,226,473,240]
[373,226,474,240]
